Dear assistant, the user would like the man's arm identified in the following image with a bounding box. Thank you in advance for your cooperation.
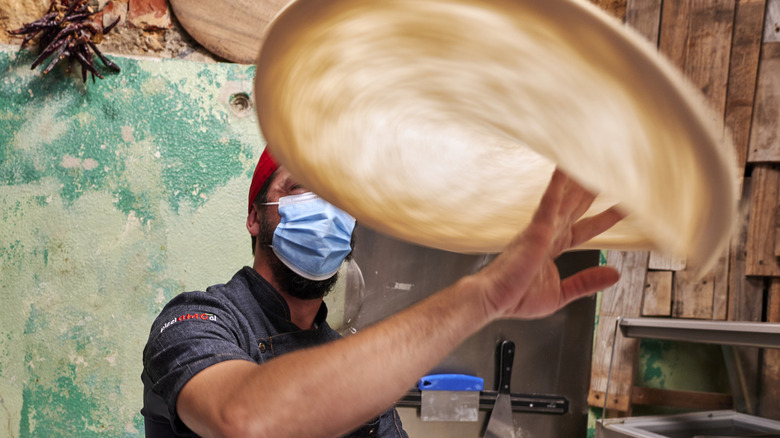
[177,169,624,438]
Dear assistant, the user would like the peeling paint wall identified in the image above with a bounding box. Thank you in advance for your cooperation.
[0,47,265,437]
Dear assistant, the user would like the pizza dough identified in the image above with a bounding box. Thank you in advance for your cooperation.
[254,0,738,272]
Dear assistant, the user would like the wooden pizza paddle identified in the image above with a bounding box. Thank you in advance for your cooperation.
[169,0,292,64]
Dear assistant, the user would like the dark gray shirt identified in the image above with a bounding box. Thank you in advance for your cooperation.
[141,266,407,437]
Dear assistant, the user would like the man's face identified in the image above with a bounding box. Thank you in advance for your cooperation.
[257,167,339,300]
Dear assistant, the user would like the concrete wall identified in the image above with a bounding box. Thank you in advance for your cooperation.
[0,47,264,437]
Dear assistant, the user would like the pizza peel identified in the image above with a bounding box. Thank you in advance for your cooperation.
[168,0,291,64]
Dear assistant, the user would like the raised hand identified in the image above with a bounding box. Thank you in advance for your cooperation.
[479,168,625,320]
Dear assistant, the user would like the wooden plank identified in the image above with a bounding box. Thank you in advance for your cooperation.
[776,203,780,257]
[625,0,662,45]
[648,252,687,271]
[748,42,780,162]
[760,278,780,420]
[764,0,780,42]
[673,269,715,319]
[670,245,729,321]
[746,164,780,275]
[631,386,733,410]
[712,250,732,320]
[659,0,736,118]
[727,176,765,414]
[725,0,767,187]
[588,250,649,412]
[729,176,767,322]
[642,270,672,316]
[591,0,627,20]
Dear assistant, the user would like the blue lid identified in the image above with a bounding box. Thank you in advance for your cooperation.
[418,374,484,391]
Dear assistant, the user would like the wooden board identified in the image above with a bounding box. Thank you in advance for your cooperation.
[760,278,780,420]
[746,164,780,275]
[712,250,731,320]
[764,0,780,42]
[673,269,715,319]
[648,252,686,271]
[631,387,733,410]
[659,0,736,121]
[169,0,292,64]
[588,250,649,412]
[725,0,767,187]
[642,270,672,316]
[591,0,627,20]
[625,0,662,45]
[727,176,765,414]
[748,42,780,162]
[729,176,768,321]
[659,0,737,320]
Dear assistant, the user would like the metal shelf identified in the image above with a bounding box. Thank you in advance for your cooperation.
[618,318,780,349]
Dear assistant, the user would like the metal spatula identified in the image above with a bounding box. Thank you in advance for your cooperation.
[484,340,516,438]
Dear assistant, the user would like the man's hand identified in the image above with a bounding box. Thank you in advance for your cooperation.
[479,168,624,320]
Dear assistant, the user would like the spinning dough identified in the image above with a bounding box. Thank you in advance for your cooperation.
[254,0,738,271]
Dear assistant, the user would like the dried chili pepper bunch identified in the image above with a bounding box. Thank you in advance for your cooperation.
[8,0,121,83]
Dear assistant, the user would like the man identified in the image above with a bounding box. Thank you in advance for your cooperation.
[141,148,623,438]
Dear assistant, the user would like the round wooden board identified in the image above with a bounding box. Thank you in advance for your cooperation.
[169,0,291,64]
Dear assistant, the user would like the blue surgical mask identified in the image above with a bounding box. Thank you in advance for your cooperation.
[264,192,356,281]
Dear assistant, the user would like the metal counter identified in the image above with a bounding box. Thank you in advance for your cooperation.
[345,224,601,437]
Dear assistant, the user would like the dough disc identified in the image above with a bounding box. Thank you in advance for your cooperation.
[254,0,738,271]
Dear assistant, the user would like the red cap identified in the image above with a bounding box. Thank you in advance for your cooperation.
[248,148,279,213]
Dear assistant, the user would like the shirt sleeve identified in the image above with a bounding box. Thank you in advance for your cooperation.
[142,290,255,435]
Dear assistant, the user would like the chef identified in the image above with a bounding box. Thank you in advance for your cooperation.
[140,148,623,438]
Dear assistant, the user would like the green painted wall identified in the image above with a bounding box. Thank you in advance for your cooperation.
[0,46,268,437]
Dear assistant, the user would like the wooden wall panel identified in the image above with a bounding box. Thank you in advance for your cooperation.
[589,251,650,412]
[625,0,662,44]
[673,269,715,319]
[729,177,768,321]
[659,0,736,118]
[647,252,686,271]
[748,42,780,162]
[589,0,780,415]
[659,0,737,321]
[725,0,767,185]
[746,164,780,275]
[712,252,732,320]
[727,176,764,414]
[763,0,780,42]
[642,270,672,316]
[760,279,780,420]
[591,0,627,20]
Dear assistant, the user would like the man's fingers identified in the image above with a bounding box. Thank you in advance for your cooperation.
[569,205,626,248]
[532,168,569,226]
[560,266,620,304]
[536,169,598,228]
[561,177,598,224]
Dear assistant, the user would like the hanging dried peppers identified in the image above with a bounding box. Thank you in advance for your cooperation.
[8,0,121,83]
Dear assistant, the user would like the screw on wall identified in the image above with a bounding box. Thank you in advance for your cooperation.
[229,92,252,117]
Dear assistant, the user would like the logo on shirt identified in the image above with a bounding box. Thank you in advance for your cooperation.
[160,312,217,333]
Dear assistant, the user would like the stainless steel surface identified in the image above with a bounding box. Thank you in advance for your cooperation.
[348,224,600,437]
[421,391,480,422]
[619,318,780,349]
[484,394,515,438]
[597,410,780,438]
[484,340,516,438]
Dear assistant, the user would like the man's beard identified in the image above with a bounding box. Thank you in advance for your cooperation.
[259,215,338,300]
